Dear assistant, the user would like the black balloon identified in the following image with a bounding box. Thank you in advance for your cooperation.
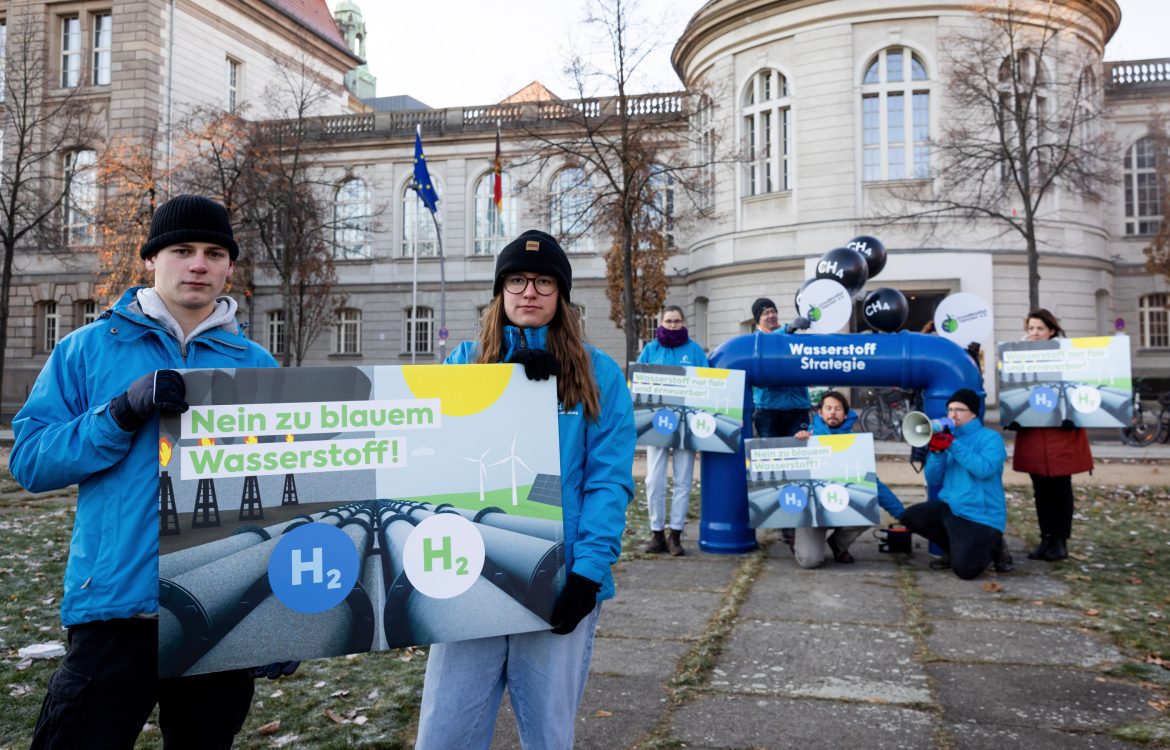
[847,235,887,279]
[794,278,817,313]
[862,287,909,332]
[815,247,869,297]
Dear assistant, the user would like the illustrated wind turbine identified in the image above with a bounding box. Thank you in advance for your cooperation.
[461,447,492,503]
[490,432,532,505]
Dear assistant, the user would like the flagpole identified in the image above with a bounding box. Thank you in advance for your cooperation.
[411,131,420,366]
[434,212,446,363]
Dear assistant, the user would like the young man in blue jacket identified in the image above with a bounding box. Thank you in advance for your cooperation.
[12,196,282,749]
[899,389,1014,579]
[792,390,905,567]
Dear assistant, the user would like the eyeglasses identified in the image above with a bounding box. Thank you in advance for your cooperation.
[946,406,973,415]
[503,274,558,296]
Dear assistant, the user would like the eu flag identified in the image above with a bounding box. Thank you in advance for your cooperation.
[413,128,439,214]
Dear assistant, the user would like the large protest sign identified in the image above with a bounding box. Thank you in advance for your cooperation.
[744,434,880,529]
[157,364,562,678]
[998,335,1132,428]
[628,364,745,452]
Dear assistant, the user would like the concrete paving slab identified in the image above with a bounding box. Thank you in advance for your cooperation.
[926,620,1121,667]
[740,564,906,624]
[672,693,937,750]
[923,596,1081,624]
[611,556,739,592]
[712,620,932,704]
[589,635,690,678]
[946,722,1144,749]
[914,569,1071,600]
[928,663,1159,731]
[597,588,723,641]
[490,675,663,750]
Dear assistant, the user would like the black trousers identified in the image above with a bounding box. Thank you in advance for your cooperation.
[1030,473,1074,540]
[752,408,809,438]
[901,501,1002,580]
[30,618,254,750]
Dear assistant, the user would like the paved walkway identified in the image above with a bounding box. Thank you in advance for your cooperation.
[489,527,1161,749]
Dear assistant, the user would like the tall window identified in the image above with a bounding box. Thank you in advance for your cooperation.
[267,310,286,356]
[61,16,82,88]
[63,149,96,245]
[550,167,593,252]
[861,47,930,181]
[402,176,442,257]
[1125,137,1162,236]
[92,13,111,85]
[226,57,241,112]
[742,69,792,195]
[473,171,514,256]
[997,50,1048,180]
[76,299,98,327]
[1139,293,1168,349]
[641,165,674,247]
[1,21,8,99]
[404,306,434,354]
[332,308,362,355]
[333,178,370,259]
[693,95,716,210]
[39,302,60,352]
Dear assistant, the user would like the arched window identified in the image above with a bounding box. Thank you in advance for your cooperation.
[404,305,433,355]
[63,149,96,244]
[1139,293,1168,349]
[333,178,370,259]
[550,167,593,252]
[861,48,930,181]
[1124,137,1162,236]
[402,175,443,257]
[473,171,515,256]
[332,308,362,355]
[742,69,792,195]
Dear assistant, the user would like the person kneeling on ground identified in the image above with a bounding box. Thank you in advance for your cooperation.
[899,389,1013,579]
[792,391,905,568]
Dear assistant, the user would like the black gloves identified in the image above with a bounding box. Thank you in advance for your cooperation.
[508,348,561,381]
[784,316,811,334]
[109,370,188,432]
[549,573,600,635]
[252,661,300,680]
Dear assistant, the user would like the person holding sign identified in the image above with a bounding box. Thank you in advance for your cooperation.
[11,196,282,749]
[417,229,635,750]
[1011,309,1093,562]
[636,305,709,556]
[749,298,812,439]
[899,389,1014,579]
[792,391,905,567]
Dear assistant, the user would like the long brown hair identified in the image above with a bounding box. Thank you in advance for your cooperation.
[475,295,601,421]
[1025,308,1065,338]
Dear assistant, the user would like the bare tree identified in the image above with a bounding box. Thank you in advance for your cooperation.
[887,0,1114,311]
[515,0,718,366]
[93,134,167,298]
[1142,114,1170,284]
[0,12,99,402]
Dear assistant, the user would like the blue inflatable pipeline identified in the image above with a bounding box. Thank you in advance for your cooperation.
[701,330,984,553]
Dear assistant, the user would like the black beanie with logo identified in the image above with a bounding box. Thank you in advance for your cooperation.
[493,229,573,301]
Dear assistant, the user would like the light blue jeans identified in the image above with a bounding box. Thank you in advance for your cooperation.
[645,445,695,531]
[414,604,602,750]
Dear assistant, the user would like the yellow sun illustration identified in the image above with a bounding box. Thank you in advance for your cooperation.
[401,364,514,416]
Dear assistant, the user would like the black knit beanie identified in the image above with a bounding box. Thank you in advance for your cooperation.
[140,195,240,260]
[751,297,777,323]
[493,229,572,301]
[948,388,982,415]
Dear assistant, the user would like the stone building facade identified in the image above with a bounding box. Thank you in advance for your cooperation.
[3,0,1169,412]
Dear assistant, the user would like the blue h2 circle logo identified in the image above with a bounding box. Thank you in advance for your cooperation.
[268,522,360,614]
[777,484,808,513]
[651,409,680,435]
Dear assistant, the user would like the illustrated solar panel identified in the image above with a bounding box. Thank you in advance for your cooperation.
[526,474,563,507]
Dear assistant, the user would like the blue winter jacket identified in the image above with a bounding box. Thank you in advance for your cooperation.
[11,288,277,627]
[809,412,904,518]
[752,329,811,411]
[636,338,709,368]
[446,325,635,601]
[923,418,1007,531]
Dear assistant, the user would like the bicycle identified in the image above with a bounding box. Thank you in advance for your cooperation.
[858,387,914,441]
[1120,390,1170,446]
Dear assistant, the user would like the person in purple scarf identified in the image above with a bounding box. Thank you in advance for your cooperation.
[636,305,709,555]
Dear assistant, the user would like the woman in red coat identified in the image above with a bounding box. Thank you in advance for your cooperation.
[1012,309,1094,561]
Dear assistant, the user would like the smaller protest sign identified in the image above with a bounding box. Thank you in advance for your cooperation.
[628,364,745,453]
[744,433,879,529]
[998,335,1132,428]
